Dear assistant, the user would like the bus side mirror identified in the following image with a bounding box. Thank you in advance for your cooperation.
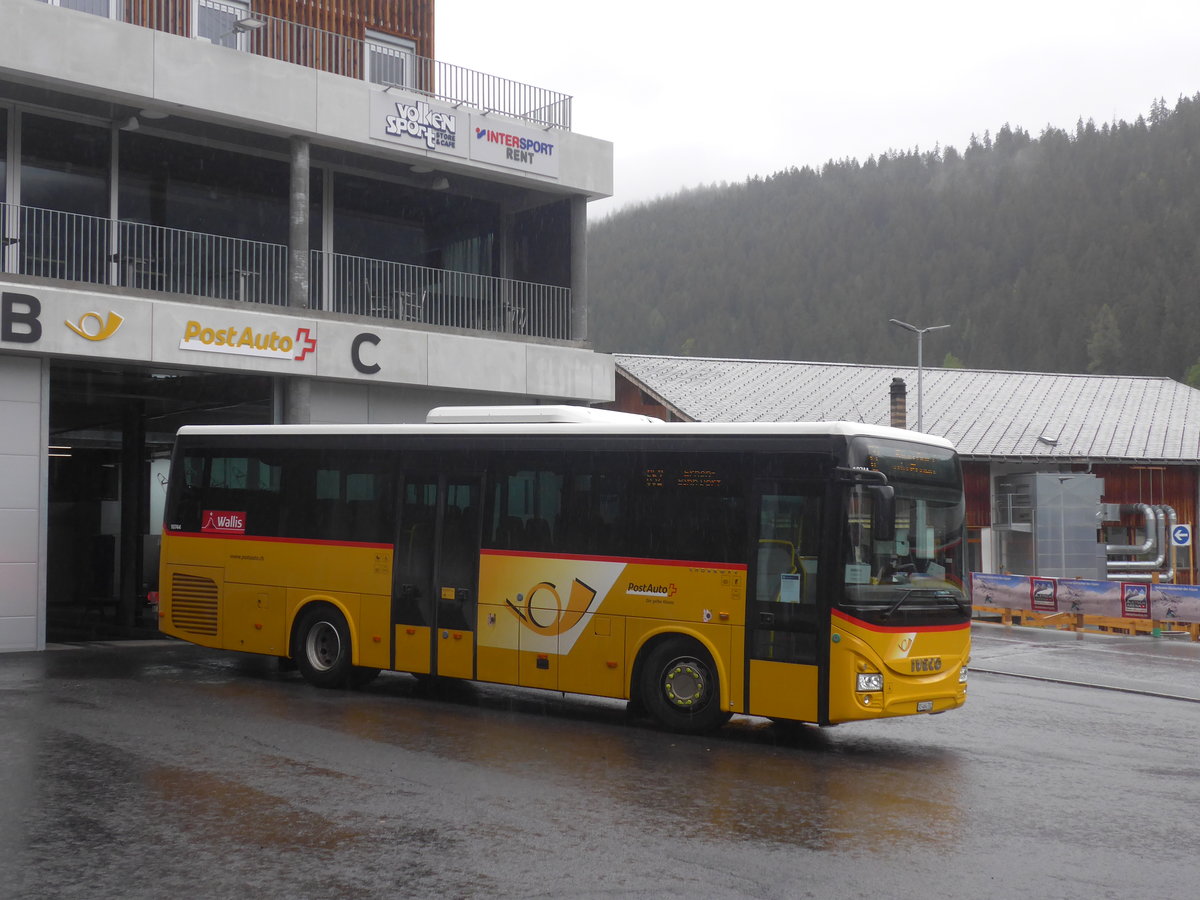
[869,484,895,542]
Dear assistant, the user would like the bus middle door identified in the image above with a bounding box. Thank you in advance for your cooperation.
[746,482,825,724]
[392,473,481,680]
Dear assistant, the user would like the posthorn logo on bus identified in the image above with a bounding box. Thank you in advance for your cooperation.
[179,319,317,362]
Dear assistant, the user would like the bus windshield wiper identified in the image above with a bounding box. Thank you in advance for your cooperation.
[879,588,966,620]
[879,589,914,621]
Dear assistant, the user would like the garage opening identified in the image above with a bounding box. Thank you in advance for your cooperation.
[47,363,273,641]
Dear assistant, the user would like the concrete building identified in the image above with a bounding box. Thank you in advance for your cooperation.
[0,0,614,650]
[610,354,1200,586]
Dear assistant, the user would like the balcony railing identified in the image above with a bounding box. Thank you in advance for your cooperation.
[311,251,571,339]
[0,203,572,340]
[37,0,571,130]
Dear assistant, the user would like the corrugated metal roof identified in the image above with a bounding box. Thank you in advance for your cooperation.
[613,354,1200,462]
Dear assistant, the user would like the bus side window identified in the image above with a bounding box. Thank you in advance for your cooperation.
[241,490,280,537]
[756,539,797,603]
[483,461,563,553]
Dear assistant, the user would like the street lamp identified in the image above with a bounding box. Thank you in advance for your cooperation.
[889,318,950,432]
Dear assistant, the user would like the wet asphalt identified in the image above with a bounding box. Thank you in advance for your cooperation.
[2,623,1199,899]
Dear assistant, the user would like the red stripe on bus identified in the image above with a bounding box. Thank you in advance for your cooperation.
[165,532,393,550]
[480,548,748,570]
[831,608,970,634]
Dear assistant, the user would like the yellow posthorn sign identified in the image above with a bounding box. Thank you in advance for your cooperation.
[65,311,124,341]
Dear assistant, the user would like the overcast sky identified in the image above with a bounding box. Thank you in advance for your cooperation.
[437,1,1200,218]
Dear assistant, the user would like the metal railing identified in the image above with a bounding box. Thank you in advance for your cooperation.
[41,0,572,130]
[0,203,572,339]
[312,251,572,339]
[0,203,288,304]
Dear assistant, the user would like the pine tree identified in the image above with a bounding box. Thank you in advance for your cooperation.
[1087,305,1123,374]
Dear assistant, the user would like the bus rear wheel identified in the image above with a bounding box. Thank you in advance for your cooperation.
[639,637,730,734]
[294,605,376,689]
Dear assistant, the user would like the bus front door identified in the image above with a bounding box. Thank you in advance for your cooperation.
[746,483,825,724]
[391,474,481,680]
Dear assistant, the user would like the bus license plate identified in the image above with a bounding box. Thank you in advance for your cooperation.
[917,700,933,712]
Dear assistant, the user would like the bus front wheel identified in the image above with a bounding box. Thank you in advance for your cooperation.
[294,605,377,689]
[639,637,730,734]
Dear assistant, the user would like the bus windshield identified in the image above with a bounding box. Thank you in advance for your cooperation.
[839,438,968,627]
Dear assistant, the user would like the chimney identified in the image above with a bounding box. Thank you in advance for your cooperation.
[890,377,907,429]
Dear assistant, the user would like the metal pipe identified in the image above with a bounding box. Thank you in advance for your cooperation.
[1105,503,1157,556]
[1107,506,1165,571]
[1110,504,1177,581]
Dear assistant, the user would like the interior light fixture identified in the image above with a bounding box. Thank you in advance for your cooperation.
[119,116,140,131]
[138,108,169,120]
[430,176,449,191]
[409,164,434,174]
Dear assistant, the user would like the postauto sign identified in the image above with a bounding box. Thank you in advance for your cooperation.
[0,290,322,372]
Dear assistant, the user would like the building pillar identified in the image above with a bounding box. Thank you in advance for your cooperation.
[117,401,145,629]
[569,195,587,342]
[284,135,311,424]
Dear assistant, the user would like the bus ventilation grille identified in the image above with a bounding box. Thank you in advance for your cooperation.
[170,573,219,636]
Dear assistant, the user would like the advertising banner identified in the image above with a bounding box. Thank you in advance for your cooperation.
[971,572,1200,621]
[469,118,559,177]
[369,91,469,160]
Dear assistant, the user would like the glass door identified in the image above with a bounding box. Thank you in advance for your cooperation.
[392,473,481,679]
[746,481,826,723]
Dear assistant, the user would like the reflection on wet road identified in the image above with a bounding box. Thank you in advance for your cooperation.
[2,625,1199,898]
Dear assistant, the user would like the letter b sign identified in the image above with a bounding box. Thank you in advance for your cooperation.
[1,292,42,344]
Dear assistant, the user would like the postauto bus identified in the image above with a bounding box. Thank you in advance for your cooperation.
[159,406,969,733]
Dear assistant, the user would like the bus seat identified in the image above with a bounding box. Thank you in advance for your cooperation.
[496,515,523,549]
[344,499,381,543]
[524,516,553,550]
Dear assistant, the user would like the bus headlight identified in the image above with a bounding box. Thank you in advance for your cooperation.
[856,673,884,692]
[959,666,968,684]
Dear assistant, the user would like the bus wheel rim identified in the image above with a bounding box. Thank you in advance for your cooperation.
[306,621,341,672]
[663,659,706,709]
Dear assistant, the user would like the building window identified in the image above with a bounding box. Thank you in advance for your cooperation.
[17,113,111,282]
[1,108,9,265]
[37,0,114,18]
[366,31,417,88]
[1,107,7,204]
[118,131,289,244]
[195,0,255,50]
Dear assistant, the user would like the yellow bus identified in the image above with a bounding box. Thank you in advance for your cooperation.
[159,405,969,733]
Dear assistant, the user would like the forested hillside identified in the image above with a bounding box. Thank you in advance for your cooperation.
[587,95,1200,380]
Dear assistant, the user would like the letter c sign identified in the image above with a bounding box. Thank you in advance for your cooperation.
[352,332,381,374]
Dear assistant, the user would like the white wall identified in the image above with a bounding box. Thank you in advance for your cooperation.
[0,355,46,651]
[309,381,530,424]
